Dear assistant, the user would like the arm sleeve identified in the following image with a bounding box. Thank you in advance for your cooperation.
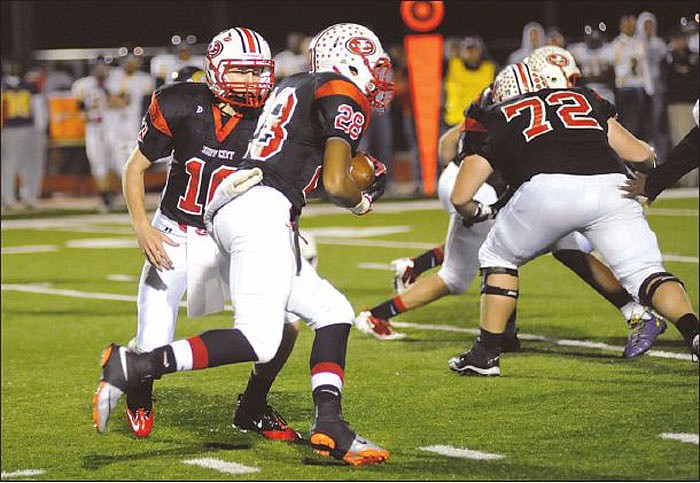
[313,79,371,155]
[137,86,181,162]
[645,126,699,201]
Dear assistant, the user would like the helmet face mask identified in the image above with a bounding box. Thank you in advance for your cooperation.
[309,23,394,111]
[205,28,275,108]
[492,63,547,104]
[524,46,581,88]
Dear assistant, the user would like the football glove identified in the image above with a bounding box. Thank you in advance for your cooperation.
[462,201,498,227]
[349,153,388,216]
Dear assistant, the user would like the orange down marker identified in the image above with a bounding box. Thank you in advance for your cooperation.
[401,0,444,196]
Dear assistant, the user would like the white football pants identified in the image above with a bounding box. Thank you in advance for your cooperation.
[212,186,354,363]
[479,173,665,299]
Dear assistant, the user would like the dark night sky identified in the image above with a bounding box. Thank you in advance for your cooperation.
[2,1,698,63]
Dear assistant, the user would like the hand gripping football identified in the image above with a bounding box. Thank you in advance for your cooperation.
[349,152,375,191]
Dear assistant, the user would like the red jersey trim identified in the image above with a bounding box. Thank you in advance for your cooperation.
[461,117,487,133]
[212,105,242,143]
[148,92,172,137]
[314,79,371,122]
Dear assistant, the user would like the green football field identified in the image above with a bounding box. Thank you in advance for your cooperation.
[1,197,698,481]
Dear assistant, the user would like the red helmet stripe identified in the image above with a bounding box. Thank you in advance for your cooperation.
[515,63,532,92]
[238,28,257,53]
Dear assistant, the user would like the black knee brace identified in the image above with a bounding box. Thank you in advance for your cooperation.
[480,267,519,299]
[638,271,685,306]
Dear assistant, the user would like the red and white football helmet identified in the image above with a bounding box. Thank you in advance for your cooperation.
[309,23,394,111]
[491,62,548,104]
[205,27,275,108]
[524,46,581,88]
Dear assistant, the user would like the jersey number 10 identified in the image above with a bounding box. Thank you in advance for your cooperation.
[177,158,236,215]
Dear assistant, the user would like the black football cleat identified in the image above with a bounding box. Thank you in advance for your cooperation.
[448,342,500,376]
[232,394,302,442]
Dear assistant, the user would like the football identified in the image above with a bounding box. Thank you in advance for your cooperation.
[349,152,375,191]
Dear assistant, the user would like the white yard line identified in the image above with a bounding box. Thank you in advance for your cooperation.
[357,262,392,270]
[1,245,59,254]
[659,433,699,445]
[420,445,504,460]
[182,458,259,475]
[0,469,46,478]
[1,283,693,361]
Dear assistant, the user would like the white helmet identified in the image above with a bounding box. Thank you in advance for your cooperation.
[205,27,275,108]
[524,46,581,88]
[309,23,394,111]
[491,62,548,104]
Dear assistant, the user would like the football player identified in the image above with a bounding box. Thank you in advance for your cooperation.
[94,23,393,466]
[119,27,301,440]
[448,62,699,375]
[358,47,665,360]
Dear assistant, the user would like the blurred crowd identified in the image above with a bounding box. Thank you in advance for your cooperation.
[1,11,698,212]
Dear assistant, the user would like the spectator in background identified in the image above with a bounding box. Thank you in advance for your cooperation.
[273,32,309,80]
[663,28,699,186]
[508,22,545,63]
[43,61,75,95]
[606,13,653,139]
[546,26,566,47]
[569,28,615,103]
[72,60,118,212]
[1,60,48,211]
[636,11,669,159]
[150,35,205,88]
[443,35,496,128]
[105,55,154,190]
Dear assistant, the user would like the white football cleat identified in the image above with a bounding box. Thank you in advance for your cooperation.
[354,311,406,341]
[390,257,417,295]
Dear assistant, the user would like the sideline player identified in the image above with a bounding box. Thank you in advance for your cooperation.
[448,62,699,375]
[120,28,300,440]
[72,60,118,212]
[94,23,394,466]
[357,47,664,359]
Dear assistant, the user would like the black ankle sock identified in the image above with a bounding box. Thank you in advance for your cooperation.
[370,296,405,319]
[479,328,504,356]
[147,346,178,378]
[127,379,154,410]
[240,373,273,410]
[675,313,699,346]
[313,384,342,420]
[413,247,444,274]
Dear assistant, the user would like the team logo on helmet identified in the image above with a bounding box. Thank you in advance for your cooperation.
[546,53,569,67]
[207,40,223,57]
[346,37,376,56]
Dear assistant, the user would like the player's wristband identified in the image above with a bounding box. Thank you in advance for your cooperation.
[349,194,372,215]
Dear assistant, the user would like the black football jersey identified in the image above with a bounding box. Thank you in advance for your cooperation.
[239,71,372,216]
[138,82,259,228]
[460,86,625,188]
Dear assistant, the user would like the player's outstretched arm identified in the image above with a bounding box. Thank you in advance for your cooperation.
[451,154,494,220]
[607,118,654,164]
[123,147,178,271]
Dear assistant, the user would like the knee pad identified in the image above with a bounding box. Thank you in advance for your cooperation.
[301,279,354,331]
[237,324,283,364]
[480,267,519,299]
[638,271,685,306]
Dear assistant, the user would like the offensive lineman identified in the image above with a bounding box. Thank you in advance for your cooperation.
[94,23,394,466]
[119,27,300,440]
[448,62,699,375]
[358,47,666,361]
